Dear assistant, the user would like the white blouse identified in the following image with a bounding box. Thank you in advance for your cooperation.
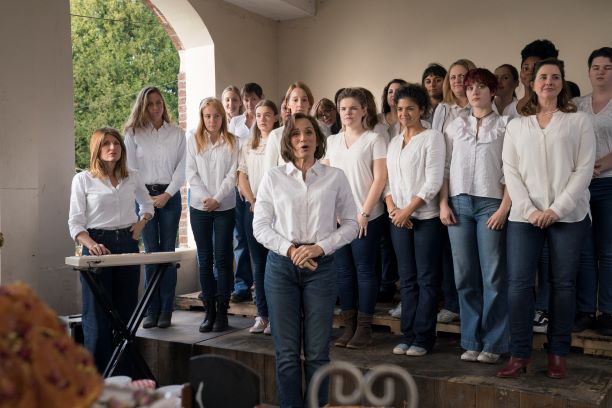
[124,122,186,196]
[385,129,446,220]
[325,130,387,220]
[68,170,154,240]
[229,113,253,149]
[574,95,612,179]
[432,102,470,134]
[186,130,238,212]
[262,126,286,171]
[445,113,507,199]
[502,112,596,223]
[253,161,358,257]
[238,137,268,196]
[493,98,520,121]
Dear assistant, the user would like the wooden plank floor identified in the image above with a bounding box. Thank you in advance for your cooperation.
[138,310,612,407]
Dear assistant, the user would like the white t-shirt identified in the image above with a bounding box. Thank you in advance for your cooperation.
[238,137,268,196]
[325,130,387,220]
[263,126,285,171]
[574,94,612,179]
[385,129,446,220]
[502,112,596,223]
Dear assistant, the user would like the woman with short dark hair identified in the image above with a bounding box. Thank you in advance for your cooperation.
[253,113,358,407]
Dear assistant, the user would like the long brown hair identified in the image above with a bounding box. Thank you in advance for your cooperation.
[124,86,171,132]
[336,88,371,130]
[284,81,314,112]
[250,99,279,150]
[280,113,326,163]
[89,127,129,180]
[195,97,236,153]
[520,58,577,116]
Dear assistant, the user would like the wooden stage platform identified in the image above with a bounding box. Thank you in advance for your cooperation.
[137,310,612,407]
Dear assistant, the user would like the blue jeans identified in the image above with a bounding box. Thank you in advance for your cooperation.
[440,227,459,313]
[81,228,140,374]
[190,207,235,301]
[139,191,181,315]
[336,215,384,314]
[507,217,589,358]
[233,189,254,295]
[390,218,443,350]
[578,177,612,313]
[244,203,269,318]
[535,241,551,312]
[265,252,336,408]
[448,195,509,353]
[377,213,398,294]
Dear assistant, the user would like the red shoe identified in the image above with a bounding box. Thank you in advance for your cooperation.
[496,356,532,378]
[546,355,566,379]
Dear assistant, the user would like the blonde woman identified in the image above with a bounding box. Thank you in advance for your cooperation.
[221,85,243,123]
[187,97,238,333]
[69,127,153,372]
[124,86,185,329]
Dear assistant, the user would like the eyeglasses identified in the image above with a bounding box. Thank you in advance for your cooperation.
[318,109,335,120]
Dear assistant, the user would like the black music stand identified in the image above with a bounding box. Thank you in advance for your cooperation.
[68,253,181,381]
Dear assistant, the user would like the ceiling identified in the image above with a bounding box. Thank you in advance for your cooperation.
[223,0,316,21]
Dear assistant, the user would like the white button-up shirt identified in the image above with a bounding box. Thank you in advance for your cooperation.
[445,113,507,199]
[238,137,268,196]
[253,161,358,257]
[574,95,612,179]
[68,170,154,240]
[229,113,253,149]
[503,112,596,223]
[325,130,387,220]
[186,130,238,211]
[493,98,520,120]
[124,122,186,196]
[385,129,445,219]
[262,126,286,171]
[432,102,470,134]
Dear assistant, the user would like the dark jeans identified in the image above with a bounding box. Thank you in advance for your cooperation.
[81,228,140,374]
[336,215,384,314]
[139,191,181,315]
[265,252,336,408]
[535,241,551,312]
[244,203,269,318]
[578,177,612,313]
[440,227,459,313]
[377,213,398,295]
[233,189,254,295]
[190,207,235,301]
[507,217,589,358]
[390,218,443,350]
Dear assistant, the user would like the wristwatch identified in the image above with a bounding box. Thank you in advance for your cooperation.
[360,211,370,218]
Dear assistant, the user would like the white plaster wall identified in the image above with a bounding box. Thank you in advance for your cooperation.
[0,0,77,313]
[277,0,612,105]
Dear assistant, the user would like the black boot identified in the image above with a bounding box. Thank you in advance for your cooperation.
[199,299,216,333]
[213,298,230,332]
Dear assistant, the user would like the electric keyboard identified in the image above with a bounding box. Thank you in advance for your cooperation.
[65,252,182,268]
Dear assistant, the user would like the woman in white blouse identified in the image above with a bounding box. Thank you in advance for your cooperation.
[263,81,314,170]
[124,86,185,329]
[574,47,612,334]
[432,58,476,325]
[385,84,445,357]
[221,85,243,124]
[322,88,387,349]
[440,69,511,364]
[253,113,358,407]
[187,97,238,333]
[68,127,153,373]
[493,64,520,119]
[238,99,279,334]
[497,59,595,379]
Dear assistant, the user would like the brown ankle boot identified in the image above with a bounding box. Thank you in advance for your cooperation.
[334,310,357,347]
[347,312,373,349]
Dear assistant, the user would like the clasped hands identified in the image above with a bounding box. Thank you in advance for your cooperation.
[528,209,559,229]
[287,244,323,271]
[389,207,413,229]
[202,197,220,212]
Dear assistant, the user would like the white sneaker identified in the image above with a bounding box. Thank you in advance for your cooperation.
[392,343,409,355]
[406,346,427,357]
[533,310,548,333]
[263,322,271,335]
[437,309,460,323]
[249,316,268,334]
[461,350,480,362]
[477,352,500,364]
[389,302,402,319]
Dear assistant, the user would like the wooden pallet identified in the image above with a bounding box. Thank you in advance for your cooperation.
[176,291,612,356]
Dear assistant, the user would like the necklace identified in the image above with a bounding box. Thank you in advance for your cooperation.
[537,109,559,116]
[472,110,494,121]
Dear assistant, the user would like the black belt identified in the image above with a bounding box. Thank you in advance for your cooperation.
[145,184,169,194]
[293,242,315,248]
[88,227,132,237]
